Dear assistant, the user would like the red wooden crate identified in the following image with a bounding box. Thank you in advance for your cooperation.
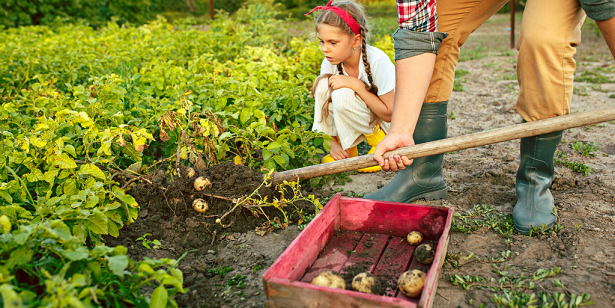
[263,194,454,308]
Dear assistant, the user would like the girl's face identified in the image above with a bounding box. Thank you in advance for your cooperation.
[317,24,360,65]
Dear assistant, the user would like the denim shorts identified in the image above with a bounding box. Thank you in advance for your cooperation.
[580,0,615,21]
[392,29,449,61]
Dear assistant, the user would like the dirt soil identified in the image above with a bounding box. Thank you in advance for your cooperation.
[106,14,615,308]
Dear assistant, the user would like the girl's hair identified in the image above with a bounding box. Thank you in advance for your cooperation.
[312,1,379,126]
[314,0,378,97]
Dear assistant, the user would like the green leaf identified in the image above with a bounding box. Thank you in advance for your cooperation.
[149,285,169,308]
[86,260,102,282]
[273,155,287,168]
[50,220,72,241]
[67,296,86,308]
[64,179,79,195]
[62,247,90,261]
[121,144,142,161]
[268,142,281,150]
[262,149,272,160]
[106,255,129,278]
[161,275,184,293]
[64,145,77,157]
[0,284,22,308]
[43,168,60,184]
[138,263,154,275]
[71,274,87,287]
[0,190,12,204]
[7,246,34,268]
[0,215,11,233]
[55,153,78,169]
[78,164,106,181]
[113,187,139,208]
[108,220,119,237]
[170,268,184,287]
[239,108,252,123]
[30,137,48,148]
[84,211,108,234]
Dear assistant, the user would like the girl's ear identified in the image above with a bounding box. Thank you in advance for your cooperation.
[352,34,362,49]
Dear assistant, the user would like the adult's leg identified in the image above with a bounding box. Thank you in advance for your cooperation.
[513,0,585,234]
[365,0,509,202]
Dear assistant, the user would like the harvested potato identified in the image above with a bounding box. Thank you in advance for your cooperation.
[311,271,346,289]
[193,176,212,191]
[415,243,435,264]
[398,269,426,298]
[351,272,382,295]
[186,167,195,178]
[406,231,423,246]
[192,199,209,213]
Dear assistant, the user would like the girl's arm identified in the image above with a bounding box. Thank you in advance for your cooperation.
[327,75,394,122]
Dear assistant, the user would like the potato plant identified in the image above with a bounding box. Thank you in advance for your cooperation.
[0,217,184,307]
[0,1,397,305]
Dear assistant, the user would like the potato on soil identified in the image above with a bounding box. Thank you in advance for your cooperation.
[192,199,209,213]
[193,176,212,191]
[351,272,382,294]
[185,167,195,178]
[406,231,423,245]
[398,269,426,298]
[415,243,435,264]
[311,271,346,289]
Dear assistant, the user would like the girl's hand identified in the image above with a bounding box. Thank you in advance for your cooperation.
[328,75,364,92]
[330,139,350,161]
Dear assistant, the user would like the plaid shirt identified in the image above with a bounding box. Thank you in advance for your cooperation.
[397,0,438,32]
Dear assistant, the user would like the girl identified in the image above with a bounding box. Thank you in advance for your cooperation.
[306,0,395,172]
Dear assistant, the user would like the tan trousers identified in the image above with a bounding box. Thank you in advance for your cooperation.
[426,0,586,121]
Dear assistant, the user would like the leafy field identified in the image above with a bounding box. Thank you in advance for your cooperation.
[0,1,398,306]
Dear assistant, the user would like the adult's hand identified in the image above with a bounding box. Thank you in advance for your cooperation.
[373,133,415,171]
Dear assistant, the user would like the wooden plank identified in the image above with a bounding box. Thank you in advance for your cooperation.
[271,107,615,184]
[287,217,338,281]
[340,198,449,240]
[300,230,363,283]
[339,233,390,279]
[263,194,341,282]
[265,277,417,308]
[372,236,416,297]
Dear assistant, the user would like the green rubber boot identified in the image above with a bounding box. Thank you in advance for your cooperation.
[363,102,448,203]
[513,130,563,234]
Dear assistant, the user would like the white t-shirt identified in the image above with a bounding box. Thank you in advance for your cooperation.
[319,44,395,97]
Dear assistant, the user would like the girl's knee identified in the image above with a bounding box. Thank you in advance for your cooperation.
[331,87,356,102]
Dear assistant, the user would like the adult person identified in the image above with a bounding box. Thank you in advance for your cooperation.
[364,0,615,235]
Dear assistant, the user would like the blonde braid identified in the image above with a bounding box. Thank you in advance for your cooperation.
[360,30,378,97]
[315,64,344,123]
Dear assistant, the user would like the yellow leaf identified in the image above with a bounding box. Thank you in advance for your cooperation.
[78,164,106,181]
[30,137,47,148]
[0,215,10,234]
[21,140,29,154]
[55,153,78,169]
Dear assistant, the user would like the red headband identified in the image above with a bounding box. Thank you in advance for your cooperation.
[305,0,361,35]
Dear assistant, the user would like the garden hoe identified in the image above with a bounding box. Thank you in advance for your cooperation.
[270,106,615,185]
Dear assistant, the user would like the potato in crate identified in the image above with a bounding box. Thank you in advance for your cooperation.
[263,193,454,308]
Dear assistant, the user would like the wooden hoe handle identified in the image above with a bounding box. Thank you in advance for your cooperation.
[271,107,615,185]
